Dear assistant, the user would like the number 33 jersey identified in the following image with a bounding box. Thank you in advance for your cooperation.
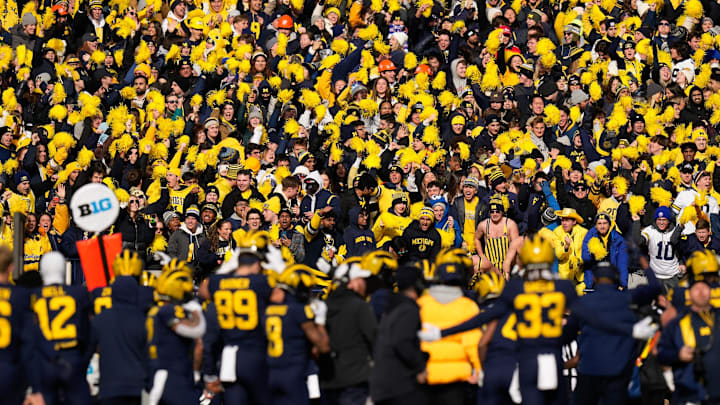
[499,278,578,349]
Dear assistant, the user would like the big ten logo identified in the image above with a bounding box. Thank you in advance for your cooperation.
[78,198,113,217]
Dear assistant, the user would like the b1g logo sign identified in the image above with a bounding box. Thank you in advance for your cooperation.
[77,198,113,216]
[70,183,120,233]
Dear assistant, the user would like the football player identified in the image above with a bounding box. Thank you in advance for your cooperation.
[202,230,273,404]
[473,272,519,405]
[420,234,658,405]
[147,259,206,405]
[266,264,329,405]
[33,251,92,405]
[90,249,154,315]
[0,245,44,404]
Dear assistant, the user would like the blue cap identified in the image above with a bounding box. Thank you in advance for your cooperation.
[14,170,30,185]
[654,206,671,220]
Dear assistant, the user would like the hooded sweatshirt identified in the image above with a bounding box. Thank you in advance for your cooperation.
[344,207,376,257]
[167,222,207,265]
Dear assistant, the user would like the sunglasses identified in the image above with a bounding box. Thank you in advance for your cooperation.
[659,22,670,26]
[129,199,139,204]
[574,187,587,192]
[489,209,502,214]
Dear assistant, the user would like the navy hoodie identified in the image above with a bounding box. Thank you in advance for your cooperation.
[344,207,376,258]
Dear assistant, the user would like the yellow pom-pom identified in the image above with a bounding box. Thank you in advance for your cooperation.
[589,82,602,101]
[276,32,288,56]
[432,71,446,90]
[277,89,295,104]
[587,237,608,260]
[685,0,703,18]
[284,119,300,135]
[679,206,698,225]
[90,50,106,65]
[650,187,672,207]
[612,176,628,195]
[544,104,560,125]
[404,52,418,70]
[628,195,646,216]
[149,234,168,253]
[120,86,136,100]
[358,24,379,41]
[77,147,94,168]
[331,38,349,56]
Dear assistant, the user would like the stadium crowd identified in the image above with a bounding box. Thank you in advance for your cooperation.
[2,0,720,402]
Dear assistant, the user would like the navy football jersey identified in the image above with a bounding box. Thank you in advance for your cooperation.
[499,279,577,348]
[0,283,29,363]
[265,294,314,367]
[208,273,271,348]
[91,277,155,315]
[147,303,195,375]
[31,284,91,351]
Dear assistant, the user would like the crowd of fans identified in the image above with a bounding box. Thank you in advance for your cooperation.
[1,0,720,402]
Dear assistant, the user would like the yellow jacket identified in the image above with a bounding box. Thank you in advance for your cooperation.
[418,292,481,384]
[8,191,34,215]
[372,212,412,247]
[553,225,588,283]
[24,233,52,271]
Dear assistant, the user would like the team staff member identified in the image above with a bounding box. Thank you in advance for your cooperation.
[403,208,442,262]
[658,252,720,405]
[321,260,378,404]
[370,266,428,405]
[418,263,481,404]
[147,259,206,405]
[569,261,661,405]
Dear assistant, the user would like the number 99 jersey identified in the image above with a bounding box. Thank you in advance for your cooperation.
[207,273,271,348]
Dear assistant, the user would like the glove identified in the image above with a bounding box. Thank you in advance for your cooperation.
[310,299,327,326]
[417,323,442,342]
[632,316,658,340]
[262,244,286,275]
[182,299,202,313]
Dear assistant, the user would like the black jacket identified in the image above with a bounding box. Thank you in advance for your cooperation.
[370,293,427,402]
[321,287,377,390]
[402,220,442,262]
